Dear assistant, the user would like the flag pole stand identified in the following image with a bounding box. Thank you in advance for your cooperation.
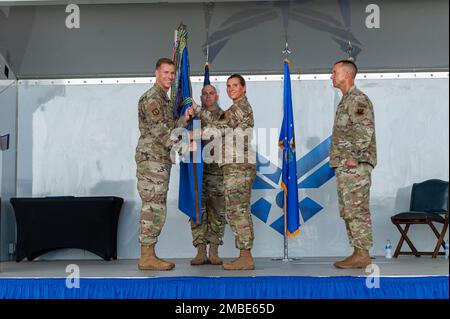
[272,218,301,262]
[272,161,300,262]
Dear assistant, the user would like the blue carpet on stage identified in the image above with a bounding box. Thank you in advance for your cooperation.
[0,276,448,299]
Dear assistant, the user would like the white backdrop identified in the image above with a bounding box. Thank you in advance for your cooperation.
[16,75,449,259]
[0,78,18,260]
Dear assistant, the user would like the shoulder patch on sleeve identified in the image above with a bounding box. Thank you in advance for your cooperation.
[148,100,162,120]
[356,107,365,115]
[354,101,369,115]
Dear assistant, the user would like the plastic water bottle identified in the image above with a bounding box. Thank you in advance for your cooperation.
[445,241,449,260]
[385,240,393,259]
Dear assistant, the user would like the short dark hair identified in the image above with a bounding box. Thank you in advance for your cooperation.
[334,59,358,77]
[227,74,246,87]
[155,58,174,70]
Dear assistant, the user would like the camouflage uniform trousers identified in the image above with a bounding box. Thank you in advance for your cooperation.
[190,170,226,247]
[335,163,374,250]
[136,157,171,247]
[222,164,256,250]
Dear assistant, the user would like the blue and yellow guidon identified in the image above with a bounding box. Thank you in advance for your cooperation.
[278,58,300,238]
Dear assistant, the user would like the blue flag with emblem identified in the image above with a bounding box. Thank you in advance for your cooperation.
[279,58,300,237]
[172,24,203,224]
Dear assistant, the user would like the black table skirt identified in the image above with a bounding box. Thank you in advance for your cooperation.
[10,196,123,261]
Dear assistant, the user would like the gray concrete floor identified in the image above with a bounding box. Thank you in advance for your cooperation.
[0,256,448,278]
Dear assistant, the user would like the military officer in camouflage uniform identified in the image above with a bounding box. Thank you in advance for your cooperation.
[135,58,189,271]
[190,84,227,266]
[329,59,377,269]
[190,74,257,270]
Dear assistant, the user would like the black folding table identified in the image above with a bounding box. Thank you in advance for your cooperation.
[10,196,123,261]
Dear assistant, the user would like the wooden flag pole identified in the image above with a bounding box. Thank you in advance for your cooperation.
[190,115,200,225]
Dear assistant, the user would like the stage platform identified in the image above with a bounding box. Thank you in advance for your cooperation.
[0,256,448,299]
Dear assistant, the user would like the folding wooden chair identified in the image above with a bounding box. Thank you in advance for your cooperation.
[391,179,449,258]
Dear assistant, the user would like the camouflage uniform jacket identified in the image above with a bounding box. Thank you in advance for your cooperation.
[329,86,377,168]
[202,105,224,176]
[200,96,256,167]
[136,84,179,165]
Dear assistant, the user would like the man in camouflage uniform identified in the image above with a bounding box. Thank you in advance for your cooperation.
[135,58,190,271]
[192,74,257,270]
[190,85,226,266]
[329,59,377,269]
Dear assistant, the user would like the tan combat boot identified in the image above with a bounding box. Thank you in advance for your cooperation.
[333,247,357,268]
[190,244,209,265]
[223,249,255,270]
[334,247,371,269]
[138,245,175,271]
[208,244,223,265]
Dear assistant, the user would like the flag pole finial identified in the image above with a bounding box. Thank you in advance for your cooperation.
[283,42,291,63]
[283,42,291,56]
[346,41,355,61]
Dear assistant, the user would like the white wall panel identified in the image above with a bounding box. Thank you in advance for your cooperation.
[17,74,449,259]
[0,78,17,261]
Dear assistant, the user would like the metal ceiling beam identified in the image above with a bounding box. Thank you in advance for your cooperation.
[0,0,270,6]
[0,53,16,81]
